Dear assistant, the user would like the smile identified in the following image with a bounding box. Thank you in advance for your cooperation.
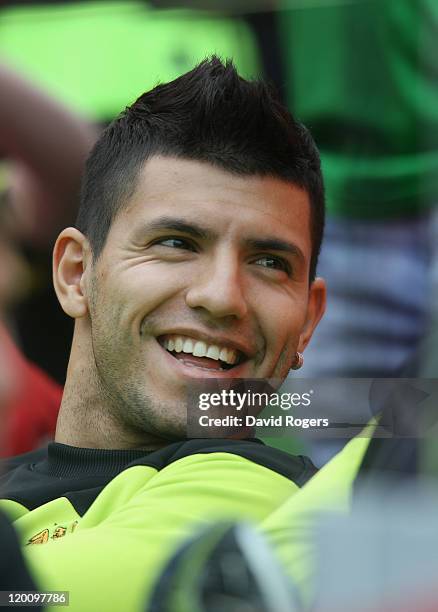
[157,334,245,372]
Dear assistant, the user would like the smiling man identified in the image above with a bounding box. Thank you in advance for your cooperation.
[55,156,324,448]
[0,58,326,611]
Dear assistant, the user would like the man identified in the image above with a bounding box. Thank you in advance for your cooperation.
[0,57,326,611]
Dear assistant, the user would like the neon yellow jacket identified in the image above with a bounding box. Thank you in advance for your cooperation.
[0,439,316,611]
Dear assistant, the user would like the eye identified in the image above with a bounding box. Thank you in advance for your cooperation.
[253,256,291,275]
[154,237,197,252]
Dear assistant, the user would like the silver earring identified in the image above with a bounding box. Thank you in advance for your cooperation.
[291,352,304,370]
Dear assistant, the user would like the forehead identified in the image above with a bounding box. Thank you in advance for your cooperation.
[114,156,312,253]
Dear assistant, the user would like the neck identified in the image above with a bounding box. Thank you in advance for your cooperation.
[55,331,167,451]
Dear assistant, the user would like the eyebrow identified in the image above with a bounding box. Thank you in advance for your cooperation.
[244,237,305,263]
[143,216,215,241]
[143,216,305,261]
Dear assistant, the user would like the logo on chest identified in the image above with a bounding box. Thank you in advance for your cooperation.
[27,520,79,545]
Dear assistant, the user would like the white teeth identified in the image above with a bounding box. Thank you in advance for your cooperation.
[206,346,220,360]
[193,341,207,357]
[163,335,241,366]
[219,348,229,363]
[182,338,194,353]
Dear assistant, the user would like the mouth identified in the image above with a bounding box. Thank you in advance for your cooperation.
[157,334,247,373]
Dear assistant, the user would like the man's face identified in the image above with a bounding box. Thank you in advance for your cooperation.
[84,156,324,439]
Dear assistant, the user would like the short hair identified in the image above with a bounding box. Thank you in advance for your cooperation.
[76,56,325,280]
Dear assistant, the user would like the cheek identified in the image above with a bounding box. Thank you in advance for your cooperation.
[97,265,189,325]
[258,292,308,358]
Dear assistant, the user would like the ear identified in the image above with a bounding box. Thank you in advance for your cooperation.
[297,277,326,352]
[52,227,91,319]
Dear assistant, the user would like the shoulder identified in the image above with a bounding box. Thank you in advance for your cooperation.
[130,438,317,487]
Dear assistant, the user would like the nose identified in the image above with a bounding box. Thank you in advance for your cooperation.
[185,252,248,320]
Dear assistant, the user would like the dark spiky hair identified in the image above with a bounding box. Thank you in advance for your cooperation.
[76,56,324,279]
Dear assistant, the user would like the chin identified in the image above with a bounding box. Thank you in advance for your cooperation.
[138,405,189,441]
